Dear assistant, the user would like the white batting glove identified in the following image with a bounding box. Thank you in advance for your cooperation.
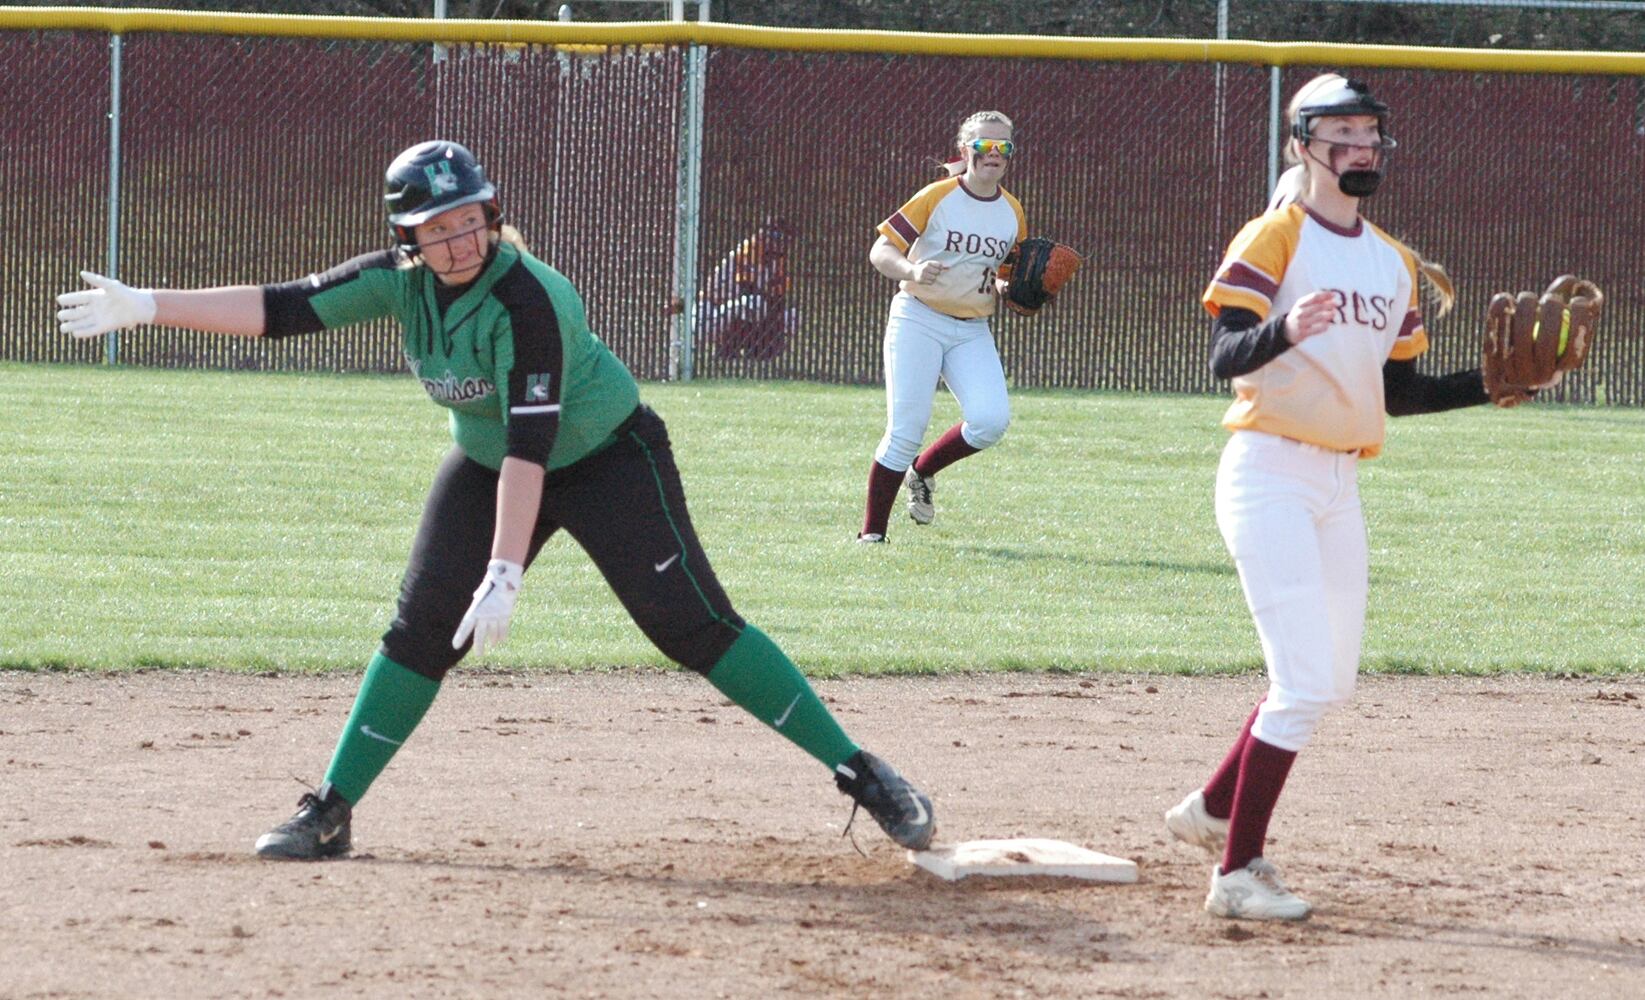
[56,270,157,338]
[452,558,524,656]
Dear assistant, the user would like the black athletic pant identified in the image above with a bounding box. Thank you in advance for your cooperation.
[381,406,745,680]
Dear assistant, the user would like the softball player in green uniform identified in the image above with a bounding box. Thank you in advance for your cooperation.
[56,141,935,859]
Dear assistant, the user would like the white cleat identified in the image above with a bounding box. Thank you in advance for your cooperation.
[1165,789,1229,855]
[903,468,935,526]
[857,532,887,544]
[1205,858,1312,921]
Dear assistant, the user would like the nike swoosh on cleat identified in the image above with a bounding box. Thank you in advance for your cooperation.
[360,724,404,746]
[906,790,930,828]
[654,553,680,573]
[772,692,802,728]
[318,827,341,845]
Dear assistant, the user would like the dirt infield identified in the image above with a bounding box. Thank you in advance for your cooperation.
[3,670,1642,999]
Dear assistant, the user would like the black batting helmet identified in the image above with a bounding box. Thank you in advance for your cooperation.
[384,141,499,251]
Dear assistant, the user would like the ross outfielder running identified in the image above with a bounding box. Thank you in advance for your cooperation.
[1165,76,1595,920]
[56,140,936,859]
[858,110,1027,543]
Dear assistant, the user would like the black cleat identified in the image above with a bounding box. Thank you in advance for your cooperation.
[834,749,936,850]
[255,786,352,860]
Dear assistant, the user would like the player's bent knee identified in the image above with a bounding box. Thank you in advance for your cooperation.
[642,617,745,676]
[876,435,923,471]
[1251,712,1320,751]
[963,414,1010,449]
[1252,693,1345,751]
[1330,679,1357,708]
[378,633,460,683]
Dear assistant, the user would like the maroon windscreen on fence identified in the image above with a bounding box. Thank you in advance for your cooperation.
[1308,66,1645,401]
[691,53,1269,391]
[8,31,109,366]
[5,33,1642,404]
[7,33,681,376]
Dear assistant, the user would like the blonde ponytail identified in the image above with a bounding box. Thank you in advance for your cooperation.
[1267,164,1306,211]
[1415,253,1455,319]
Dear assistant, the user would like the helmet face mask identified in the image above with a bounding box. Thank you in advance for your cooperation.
[1290,78,1396,198]
[1336,164,1385,198]
[384,140,500,253]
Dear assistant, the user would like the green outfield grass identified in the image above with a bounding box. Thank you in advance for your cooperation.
[3,361,1643,675]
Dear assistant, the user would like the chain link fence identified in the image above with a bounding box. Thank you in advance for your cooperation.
[4,27,1642,401]
[8,31,109,366]
[6,31,681,374]
[690,53,1267,392]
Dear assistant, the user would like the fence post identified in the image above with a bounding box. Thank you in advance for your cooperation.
[1267,65,1281,197]
[104,32,123,366]
[1212,0,1229,251]
[433,0,448,64]
[670,39,706,380]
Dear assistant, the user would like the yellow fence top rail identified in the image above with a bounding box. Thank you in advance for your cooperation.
[6,6,1645,75]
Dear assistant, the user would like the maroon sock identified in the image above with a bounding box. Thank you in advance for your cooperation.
[1221,736,1297,875]
[912,422,980,478]
[861,460,904,537]
[1202,699,1265,819]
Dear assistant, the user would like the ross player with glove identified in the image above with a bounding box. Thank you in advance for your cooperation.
[57,140,937,860]
[1161,74,1601,921]
[858,110,1038,542]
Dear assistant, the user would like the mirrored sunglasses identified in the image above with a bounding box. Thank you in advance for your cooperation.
[966,138,1016,158]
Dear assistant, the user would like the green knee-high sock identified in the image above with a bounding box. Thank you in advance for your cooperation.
[321,652,440,805]
[705,625,858,769]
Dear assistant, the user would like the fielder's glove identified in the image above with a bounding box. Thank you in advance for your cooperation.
[452,558,524,656]
[1481,274,1603,407]
[998,237,1082,317]
[55,270,157,338]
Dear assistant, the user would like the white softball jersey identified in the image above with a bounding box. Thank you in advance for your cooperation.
[1203,203,1429,457]
[878,177,1028,319]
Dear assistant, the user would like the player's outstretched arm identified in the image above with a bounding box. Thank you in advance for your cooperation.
[1382,358,1490,416]
[150,286,265,336]
[57,271,265,338]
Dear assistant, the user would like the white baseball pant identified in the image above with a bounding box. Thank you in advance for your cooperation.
[873,291,1010,471]
[1215,430,1368,752]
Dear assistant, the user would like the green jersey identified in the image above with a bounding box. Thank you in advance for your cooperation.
[263,242,640,471]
